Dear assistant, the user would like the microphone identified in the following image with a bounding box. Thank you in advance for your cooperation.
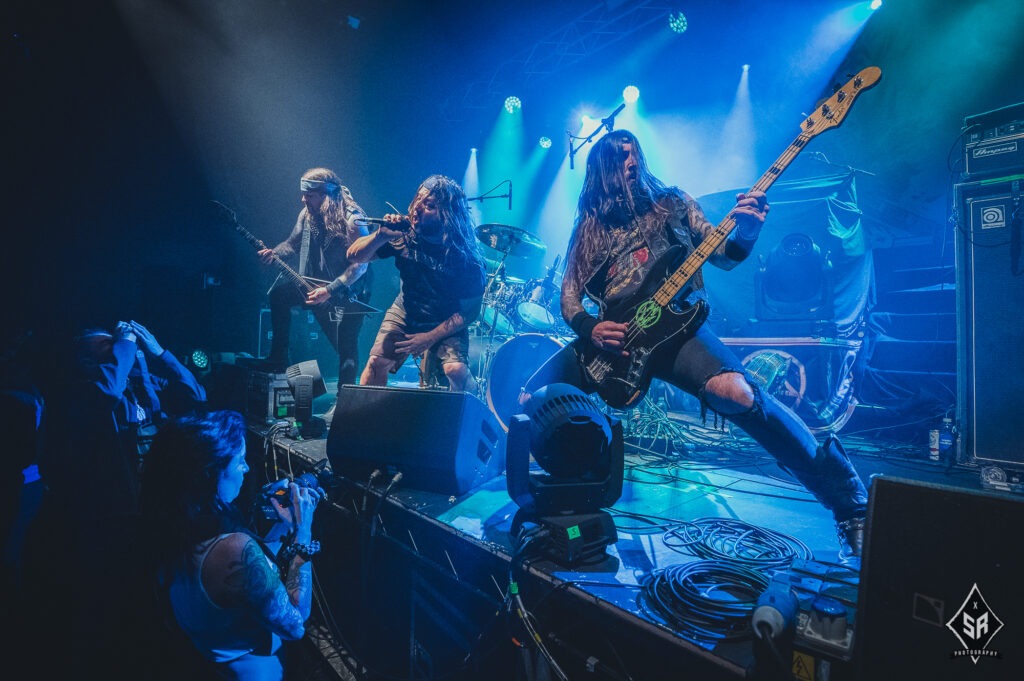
[543,254,560,283]
[361,216,411,227]
[508,181,512,211]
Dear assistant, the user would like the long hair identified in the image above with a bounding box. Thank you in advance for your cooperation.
[410,174,484,269]
[301,167,363,238]
[566,129,677,274]
[141,410,249,568]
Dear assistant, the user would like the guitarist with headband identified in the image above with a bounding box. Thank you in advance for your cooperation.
[522,129,867,561]
[258,168,373,389]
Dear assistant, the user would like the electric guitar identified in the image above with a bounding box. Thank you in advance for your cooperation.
[579,67,882,409]
[212,201,377,315]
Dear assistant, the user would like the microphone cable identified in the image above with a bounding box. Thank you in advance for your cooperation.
[369,472,403,533]
[360,469,383,514]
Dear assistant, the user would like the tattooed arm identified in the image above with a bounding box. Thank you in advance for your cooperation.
[392,296,481,357]
[203,532,311,641]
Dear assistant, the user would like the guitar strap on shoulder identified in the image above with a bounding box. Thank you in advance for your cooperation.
[298,219,311,276]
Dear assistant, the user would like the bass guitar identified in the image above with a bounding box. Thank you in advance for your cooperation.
[579,66,882,409]
[212,201,376,316]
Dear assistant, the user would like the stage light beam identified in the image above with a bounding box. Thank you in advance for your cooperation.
[623,85,640,104]
[504,96,522,114]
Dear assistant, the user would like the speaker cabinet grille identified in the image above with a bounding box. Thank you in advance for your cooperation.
[955,177,1024,465]
[327,385,505,495]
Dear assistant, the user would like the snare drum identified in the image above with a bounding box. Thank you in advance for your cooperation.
[485,334,564,431]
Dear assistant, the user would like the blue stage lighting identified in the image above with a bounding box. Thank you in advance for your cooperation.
[668,12,688,34]
[539,136,552,149]
[504,96,522,114]
[190,348,210,371]
[870,0,882,9]
[622,85,640,104]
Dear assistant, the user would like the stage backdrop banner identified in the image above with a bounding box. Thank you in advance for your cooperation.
[698,172,872,338]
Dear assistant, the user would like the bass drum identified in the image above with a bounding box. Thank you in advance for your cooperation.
[485,334,564,431]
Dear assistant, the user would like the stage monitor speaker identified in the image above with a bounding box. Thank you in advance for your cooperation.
[856,477,1023,681]
[326,385,505,496]
[955,177,1024,466]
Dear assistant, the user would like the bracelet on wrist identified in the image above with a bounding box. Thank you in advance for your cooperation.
[279,540,321,564]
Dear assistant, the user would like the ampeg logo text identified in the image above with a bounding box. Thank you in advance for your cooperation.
[972,141,1018,158]
[945,583,1004,664]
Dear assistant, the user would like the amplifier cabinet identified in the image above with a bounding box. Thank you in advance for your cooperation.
[963,130,1024,179]
[955,178,1024,466]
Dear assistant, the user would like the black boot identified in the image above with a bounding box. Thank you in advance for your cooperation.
[801,434,868,524]
[835,517,865,564]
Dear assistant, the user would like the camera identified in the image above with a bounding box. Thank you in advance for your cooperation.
[262,472,319,509]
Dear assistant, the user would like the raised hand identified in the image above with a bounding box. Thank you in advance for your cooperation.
[129,321,164,356]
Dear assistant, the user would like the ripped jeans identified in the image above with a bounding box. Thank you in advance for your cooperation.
[523,323,867,522]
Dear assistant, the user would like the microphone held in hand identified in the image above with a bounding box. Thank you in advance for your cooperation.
[361,216,411,230]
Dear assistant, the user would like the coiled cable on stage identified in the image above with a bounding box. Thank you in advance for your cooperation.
[638,560,770,644]
[663,517,813,570]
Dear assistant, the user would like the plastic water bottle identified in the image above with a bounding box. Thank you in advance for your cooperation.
[928,428,940,462]
[938,417,956,464]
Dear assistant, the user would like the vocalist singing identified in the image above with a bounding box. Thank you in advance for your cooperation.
[347,175,486,393]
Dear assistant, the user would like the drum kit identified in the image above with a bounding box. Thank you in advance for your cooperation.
[470,223,570,429]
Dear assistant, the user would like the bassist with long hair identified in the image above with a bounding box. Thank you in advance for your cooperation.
[523,129,868,561]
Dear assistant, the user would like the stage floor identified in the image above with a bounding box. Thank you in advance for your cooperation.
[253,387,987,680]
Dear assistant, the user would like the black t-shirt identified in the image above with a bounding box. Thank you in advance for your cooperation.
[599,207,677,305]
[378,236,485,330]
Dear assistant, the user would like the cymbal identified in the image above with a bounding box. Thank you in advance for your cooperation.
[475,224,546,258]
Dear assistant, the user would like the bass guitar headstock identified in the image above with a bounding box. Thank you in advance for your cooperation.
[801,66,881,138]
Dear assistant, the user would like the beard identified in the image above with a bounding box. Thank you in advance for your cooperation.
[308,203,327,227]
[415,214,443,239]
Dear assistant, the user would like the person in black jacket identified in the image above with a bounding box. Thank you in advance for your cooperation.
[257,167,372,387]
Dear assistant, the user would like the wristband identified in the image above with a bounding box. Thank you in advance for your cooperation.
[279,539,321,564]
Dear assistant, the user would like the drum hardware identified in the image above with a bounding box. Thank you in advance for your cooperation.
[480,266,522,337]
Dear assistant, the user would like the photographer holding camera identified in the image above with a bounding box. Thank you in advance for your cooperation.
[23,319,208,677]
[142,410,326,680]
